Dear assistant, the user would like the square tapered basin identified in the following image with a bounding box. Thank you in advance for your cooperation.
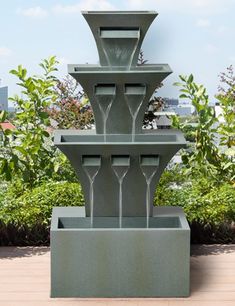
[54,129,187,218]
[55,129,185,145]
[60,133,177,143]
[58,216,181,229]
[51,206,190,298]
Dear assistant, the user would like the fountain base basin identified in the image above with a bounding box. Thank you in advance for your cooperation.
[51,206,190,297]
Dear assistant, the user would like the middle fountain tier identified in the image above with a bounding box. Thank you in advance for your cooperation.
[69,64,172,135]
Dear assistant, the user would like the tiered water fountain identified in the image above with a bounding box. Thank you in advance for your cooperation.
[51,11,190,298]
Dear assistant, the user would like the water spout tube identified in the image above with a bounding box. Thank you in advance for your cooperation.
[94,84,116,141]
[124,84,146,141]
[111,155,130,228]
[82,155,101,227]
[140,155,159,227]
[100,27,140,67]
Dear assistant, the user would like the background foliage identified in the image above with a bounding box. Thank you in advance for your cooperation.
[0,181,84,246]
[0,57,234,245]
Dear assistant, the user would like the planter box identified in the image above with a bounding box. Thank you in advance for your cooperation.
[51,206,190,297]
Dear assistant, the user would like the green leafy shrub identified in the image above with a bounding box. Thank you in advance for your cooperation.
[0,181,84,228]
[0,180,8,207]
[155,173,235,226]
[173,73,235,183]
[0,181,84,246]
[0,57,59,186]
[155,170,235,243]
[184,182,235,225]
[51,152,78,183]
[0,222,50,246]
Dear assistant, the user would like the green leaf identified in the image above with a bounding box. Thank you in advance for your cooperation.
[0,159,12,181]
[4,129,12,136]
[9,69,19,76]
[179,75,187,82]
[0,110,7,122]
[54,162,60,173]
[188,74,194,83]
[173,82,182,87]
[14,146,28,156]
[180,89,190,93]
[39,112,49,119]
[42,130,50,137]
[21,68,27,80]
[179,94,189,99]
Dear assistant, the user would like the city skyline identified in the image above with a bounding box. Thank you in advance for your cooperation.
[0,0,235,106]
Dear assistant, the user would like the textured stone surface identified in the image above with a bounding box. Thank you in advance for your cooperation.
[51,206,190,297]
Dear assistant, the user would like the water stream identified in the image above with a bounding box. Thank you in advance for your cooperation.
[82,156,101,228]
[111,156,130,228]
[100,27,139,67]
[95,84,116,142]
[124,84,146,142]
[140,155,159,228]
[144,175,155,228]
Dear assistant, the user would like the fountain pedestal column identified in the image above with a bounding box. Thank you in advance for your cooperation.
[51,11,190,298]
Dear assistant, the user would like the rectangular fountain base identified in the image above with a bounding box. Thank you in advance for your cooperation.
[50,206,190,297]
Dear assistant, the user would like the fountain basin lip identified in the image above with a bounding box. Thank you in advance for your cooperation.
[82,11,158,15]
[57,216,181,230]
[68,64,172,74]
[51,206,190,231]
[54,129,187,146]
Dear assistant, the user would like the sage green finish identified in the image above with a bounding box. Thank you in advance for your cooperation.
[54,129,186,217]
[51,10,190,298]
[51,206,190,297]
[68,64,172,134]
[82,11,157,67]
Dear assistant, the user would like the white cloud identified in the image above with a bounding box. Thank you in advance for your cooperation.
[53,0,116,14]
[57,57,71,65]
[125,0,235,15]
[217,25,228,34]
[228,56,235,62]
[205,43,219,54]
[193,0,214,8]
[196,19,211,27]
[53,4,80,14]
[18,6,48,18]
[0,47,12,57]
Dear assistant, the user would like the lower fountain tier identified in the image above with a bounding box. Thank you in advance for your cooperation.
[54,129,186,217]
[51,206,190,297]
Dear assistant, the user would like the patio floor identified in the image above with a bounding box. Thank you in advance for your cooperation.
[0,245,235,306]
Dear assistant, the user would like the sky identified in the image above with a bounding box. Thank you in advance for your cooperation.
[0,0,235,105]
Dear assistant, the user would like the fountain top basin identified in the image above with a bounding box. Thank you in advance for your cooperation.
[82,11,158,15]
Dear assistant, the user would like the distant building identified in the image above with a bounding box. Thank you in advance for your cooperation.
[164,98,179,107]
[148,97,194,130]
[154,111,175,129]
[0,86,8,111]
[164,98,193,116]
[174,105,192,116]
